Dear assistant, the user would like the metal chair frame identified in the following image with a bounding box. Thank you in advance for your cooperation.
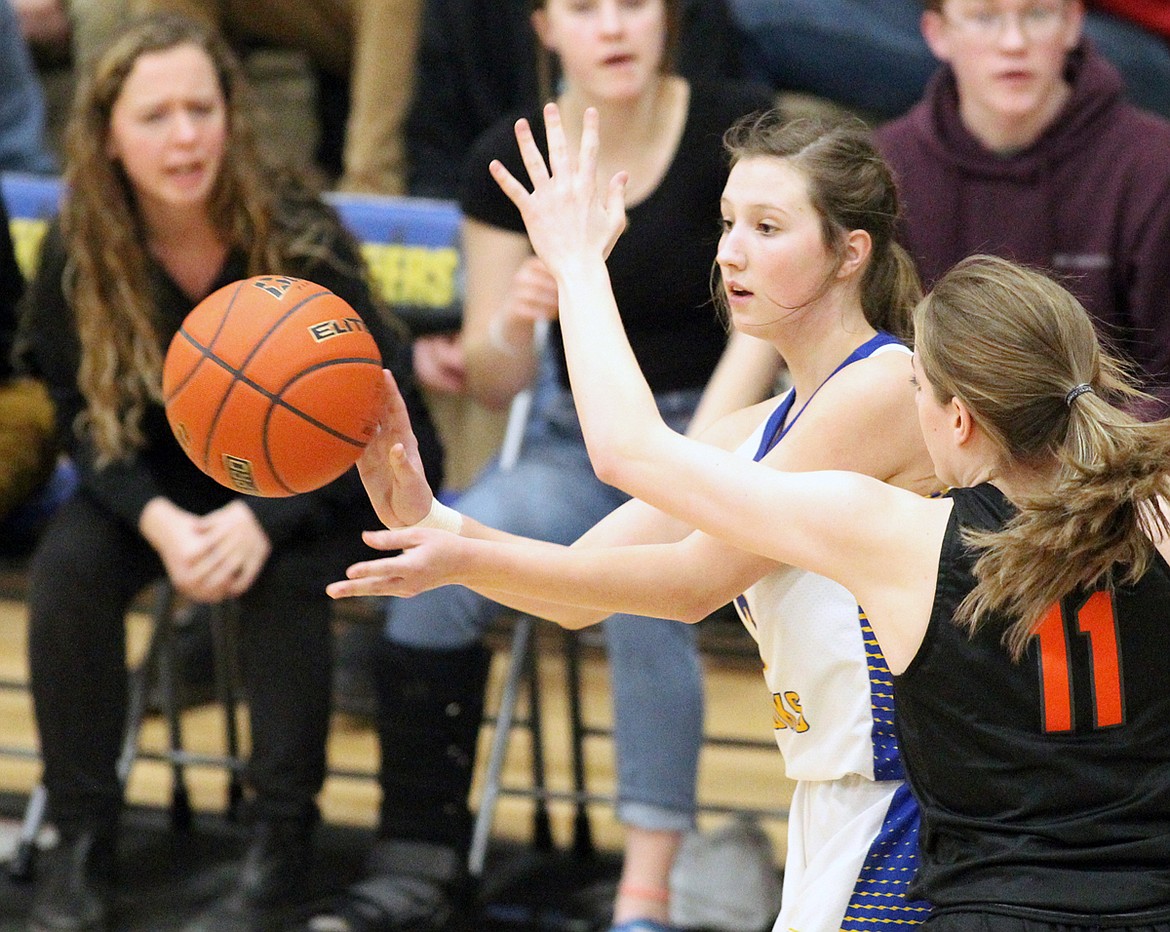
[466,327,787,879]
[7,582,245,882]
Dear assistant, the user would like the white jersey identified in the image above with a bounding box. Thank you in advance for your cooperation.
[732,333,930,931]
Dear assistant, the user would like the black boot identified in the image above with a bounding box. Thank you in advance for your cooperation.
[305,640,491,932]
[182,815,315,932]
[28,827,117,932]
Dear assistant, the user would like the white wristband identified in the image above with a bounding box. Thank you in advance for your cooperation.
[411,497,464,534]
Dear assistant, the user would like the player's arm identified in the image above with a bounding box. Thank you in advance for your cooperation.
[330,521,774,628]
[347,370,776,623]
[488,105,948,651]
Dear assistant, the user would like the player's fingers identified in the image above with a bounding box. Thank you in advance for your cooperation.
[545,102,573,178]
[489,159,530,213]
[327,574,410,600]
[577,107,600,189]
[514,115,551,187]
[380,369,410,425]
[361,527,418,552]
[603,171,630,259]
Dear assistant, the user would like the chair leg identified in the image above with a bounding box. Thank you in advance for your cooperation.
[207,601,245,821]
[563,630,594,859]
[8,783,47,882]
[467,615,534,879]
[523,628,553,852]
[11,579,182,881]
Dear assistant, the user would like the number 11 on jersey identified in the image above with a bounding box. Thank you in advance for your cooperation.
[1036,590,1124,733]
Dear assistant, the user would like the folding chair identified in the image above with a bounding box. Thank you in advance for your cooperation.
[8,582,245,882]
[467,321,598,879]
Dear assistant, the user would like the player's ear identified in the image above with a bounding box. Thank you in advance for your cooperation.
[952,395,975,446]
[836,229,871,282]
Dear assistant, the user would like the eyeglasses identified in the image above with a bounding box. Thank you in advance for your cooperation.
[943,2,1070,42]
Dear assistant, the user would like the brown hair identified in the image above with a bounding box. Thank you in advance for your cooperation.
[530,0,682,102]
[715,110,921,341]
[914,255,1170,658]
[62,12,358,464]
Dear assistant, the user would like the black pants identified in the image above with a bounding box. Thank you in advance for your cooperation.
[27,491,373,832]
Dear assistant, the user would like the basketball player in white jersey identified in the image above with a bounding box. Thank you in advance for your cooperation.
[332,110,941,930]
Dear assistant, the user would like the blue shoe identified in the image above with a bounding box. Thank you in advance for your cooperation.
[609,921,682,932]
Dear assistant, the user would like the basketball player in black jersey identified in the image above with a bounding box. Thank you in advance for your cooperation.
[343,107,1170,926]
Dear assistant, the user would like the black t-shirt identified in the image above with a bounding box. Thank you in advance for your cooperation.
[895,483,1170,913]
[405,0,754,199]
[460,80,774,395]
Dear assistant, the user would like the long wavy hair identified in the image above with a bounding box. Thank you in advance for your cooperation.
[715,111,922,342]
[63,13,357,464]
[915,255,1170,658]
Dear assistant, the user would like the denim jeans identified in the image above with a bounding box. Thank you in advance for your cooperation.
[729,0,1170,121]
[385,387,704,831]
[0,0,56,174]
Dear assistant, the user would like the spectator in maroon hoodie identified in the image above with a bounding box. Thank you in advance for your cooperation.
[875,0,1170,417]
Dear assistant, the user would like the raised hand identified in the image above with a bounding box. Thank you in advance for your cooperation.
[356,369,436,528]
[489,103,628,276]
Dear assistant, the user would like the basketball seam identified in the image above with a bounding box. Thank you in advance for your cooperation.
[201,287,337,472]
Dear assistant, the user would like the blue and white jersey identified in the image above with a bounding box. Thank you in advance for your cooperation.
[731,332,931,931]
[734,332,907,784]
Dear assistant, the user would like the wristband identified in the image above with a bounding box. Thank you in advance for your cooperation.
[411,497,464,534]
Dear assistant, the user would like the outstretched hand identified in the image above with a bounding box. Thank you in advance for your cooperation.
[356,369,435,528]
[489,103,628,275]
[327,526,469,600]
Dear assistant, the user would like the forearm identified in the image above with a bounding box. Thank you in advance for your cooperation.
[456,535,717,625]
[551,259,675,489]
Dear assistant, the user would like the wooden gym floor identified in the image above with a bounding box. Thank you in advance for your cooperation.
[0,586,794,866]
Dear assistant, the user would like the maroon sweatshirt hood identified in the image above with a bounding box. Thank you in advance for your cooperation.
[875,42,1170,414]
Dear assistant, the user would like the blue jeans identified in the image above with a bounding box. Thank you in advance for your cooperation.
[0,0,56,174]
[729,0,1170,121]
[385,387,704,831]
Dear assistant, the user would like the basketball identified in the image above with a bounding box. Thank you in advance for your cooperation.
[163,275,384,497]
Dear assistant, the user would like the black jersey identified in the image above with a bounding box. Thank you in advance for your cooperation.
[895,483,1170,914]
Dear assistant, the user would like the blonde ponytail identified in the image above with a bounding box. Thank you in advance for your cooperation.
[915,255,1170,658]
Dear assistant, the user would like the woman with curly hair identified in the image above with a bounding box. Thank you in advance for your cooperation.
[15,13,441,932]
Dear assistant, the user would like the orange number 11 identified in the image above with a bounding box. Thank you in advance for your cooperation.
[1036,591,1124,733]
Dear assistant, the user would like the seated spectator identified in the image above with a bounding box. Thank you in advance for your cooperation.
[1,0,57,173]
[726,0,1170,121]
[13,14,441,932]
[123,0,424,194]
[304,2,775,931]
[0,194,56,549]
[404,0,759,394]
[875,0,1170,417]
[405,0,753,201]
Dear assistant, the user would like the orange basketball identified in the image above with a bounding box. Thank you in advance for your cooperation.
[163,275,383,497]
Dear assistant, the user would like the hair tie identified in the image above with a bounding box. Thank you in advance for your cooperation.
[1064,383,1094,406]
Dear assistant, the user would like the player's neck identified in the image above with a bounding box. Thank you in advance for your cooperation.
[781,319,878,405]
